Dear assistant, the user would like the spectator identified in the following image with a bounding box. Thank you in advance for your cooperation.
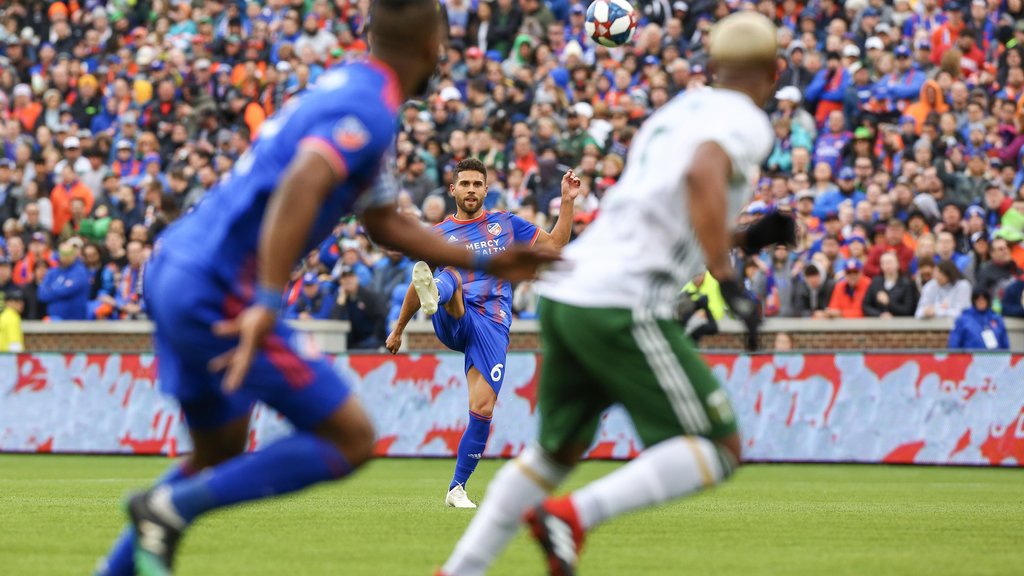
[903,80,948,134]
[116,240,147,320]
[0,288,24,352]
[682,271,726,321]
[286,272,334,320]
[863,252,919,318]
[51,164,95,237]
[865,219,915,277]
[965,230,990,285]
[949,289,1009,350]
[916,260,972,319]
[0,159,18,224]
[813,166,865,219]
[936,230,971,272]
[976,236,1022,298]
[331,268,384,349]
[369,248,412,312]
[826,260,871,318]
[37,241,89,321]
[1001,275,1024,318]
[0,256,13,296]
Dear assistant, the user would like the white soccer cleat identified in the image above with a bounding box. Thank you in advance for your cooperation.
[412,261,440,316]
[445,484,477,509]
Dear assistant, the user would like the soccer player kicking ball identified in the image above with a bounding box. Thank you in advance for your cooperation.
[439,12,785,576]
[386,158,579,508]
[92,2,556,575]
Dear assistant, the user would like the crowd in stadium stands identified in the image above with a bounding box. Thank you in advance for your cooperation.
[0,0,1023,352]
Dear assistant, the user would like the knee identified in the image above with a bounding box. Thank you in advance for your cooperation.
[469,398,495,419]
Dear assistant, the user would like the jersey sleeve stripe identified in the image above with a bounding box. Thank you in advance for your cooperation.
[527,227,541,247]
[299,137,349,180]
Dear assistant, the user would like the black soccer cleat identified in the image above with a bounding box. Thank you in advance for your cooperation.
[126,488,186,576]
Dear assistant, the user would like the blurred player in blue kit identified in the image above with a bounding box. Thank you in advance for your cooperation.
[386,158,579,508]
[94,2,556,575]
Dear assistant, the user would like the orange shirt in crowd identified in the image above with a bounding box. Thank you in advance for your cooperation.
[50,180,95,236]
[13,102,42,132]
[828,275,872,318]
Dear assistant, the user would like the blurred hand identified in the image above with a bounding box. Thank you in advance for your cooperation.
[209,305,277,393]
[719,276,761,351]
[561,169,581,201]
[877,291,890,306]
[485,245,561,282]
[385,330,402,354]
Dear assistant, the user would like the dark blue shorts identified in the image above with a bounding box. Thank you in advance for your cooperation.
[432,304,511,393]
[144,251,350,431]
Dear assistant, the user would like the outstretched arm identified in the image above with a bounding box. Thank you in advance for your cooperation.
[385,283,421,354]
[534,170,581,250]
[687,142,761,350]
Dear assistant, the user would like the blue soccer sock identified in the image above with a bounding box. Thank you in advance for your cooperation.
[435,269,457,306]
[167,433,351,524]
[450,411,492,490]
[97,461,195,576]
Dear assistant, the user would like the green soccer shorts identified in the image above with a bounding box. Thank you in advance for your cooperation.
[536,297,738,455]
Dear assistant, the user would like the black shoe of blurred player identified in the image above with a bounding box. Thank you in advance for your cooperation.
[127,487,186,576]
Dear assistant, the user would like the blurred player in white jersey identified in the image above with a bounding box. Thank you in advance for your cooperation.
[438,12,796,576]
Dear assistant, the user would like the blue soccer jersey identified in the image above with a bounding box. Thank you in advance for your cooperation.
[433,210,539,329]
[158,60,401,286]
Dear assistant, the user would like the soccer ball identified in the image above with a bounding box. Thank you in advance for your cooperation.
[585,0,637,48]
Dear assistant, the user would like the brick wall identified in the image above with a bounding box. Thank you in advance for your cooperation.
[26,332,155,353]
[699,330,950,351]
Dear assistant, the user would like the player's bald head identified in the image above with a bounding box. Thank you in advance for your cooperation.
[368,0,442,55]
[708,12,778,105]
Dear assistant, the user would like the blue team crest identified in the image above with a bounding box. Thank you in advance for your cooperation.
[333,116,369,151]
[487,223,502,236]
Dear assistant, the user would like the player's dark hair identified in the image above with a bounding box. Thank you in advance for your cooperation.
[453,158,488,183]
[368,0,441,52]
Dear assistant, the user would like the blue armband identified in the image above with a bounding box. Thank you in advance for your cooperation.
[254,284,284,312]
[471,252,492,272]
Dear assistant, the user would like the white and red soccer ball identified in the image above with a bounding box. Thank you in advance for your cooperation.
[585,0,638,48]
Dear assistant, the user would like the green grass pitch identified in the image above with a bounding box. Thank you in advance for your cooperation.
[2,455,1022,575]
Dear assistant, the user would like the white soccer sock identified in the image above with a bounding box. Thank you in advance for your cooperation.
[441,445,570,576]
[571,436,733,531]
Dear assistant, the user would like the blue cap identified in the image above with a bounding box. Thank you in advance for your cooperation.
[844,259,864,272]
[302,272,318,285]
[838,166,856,180]
[863,7,880,17]
[894,45,911,57]
[845,235,867,246]
[485,49,502,62]
[945,1,963,12]
[966,205,986,219]
[643,55,660,66]
[570,3,585,14]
